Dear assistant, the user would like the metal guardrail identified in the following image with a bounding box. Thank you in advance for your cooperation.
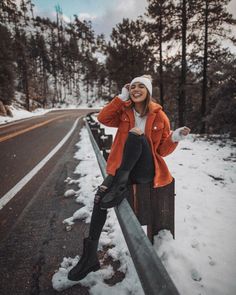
[85,119,180,295]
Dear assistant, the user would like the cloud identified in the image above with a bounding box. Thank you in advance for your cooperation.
[85,0,148,38]
[33,5,71,24]
[78,13,97,21]
[33,5,55,20]
[15,0,21,7]
[31,0,147,38]
[228,0,236,17]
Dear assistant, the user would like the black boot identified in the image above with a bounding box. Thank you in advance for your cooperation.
[68,237,100,281]
[100,170,130,209]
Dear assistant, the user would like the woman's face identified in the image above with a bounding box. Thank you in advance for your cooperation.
[130,82,148,103]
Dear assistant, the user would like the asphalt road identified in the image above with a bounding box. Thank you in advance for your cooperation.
[0,109,96,294]
[0,110,86,198]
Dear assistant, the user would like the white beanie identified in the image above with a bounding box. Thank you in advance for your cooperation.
[130,76,152,96]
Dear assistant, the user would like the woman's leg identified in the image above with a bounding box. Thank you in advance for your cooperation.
[68,175,113,281]
[118,132,143,171]
[129,134,155,184]
[88,174,114,240]
[100,132,154,208]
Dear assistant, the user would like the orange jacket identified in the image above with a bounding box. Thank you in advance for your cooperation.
[97,97,178,188]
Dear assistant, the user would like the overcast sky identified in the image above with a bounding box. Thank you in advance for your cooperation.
[32,0,235,52]
[33,0,148,37]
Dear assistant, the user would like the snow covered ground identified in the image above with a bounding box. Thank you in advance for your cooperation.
[52,122,236,294]
[0,105,50,125]
[0,103,103,125]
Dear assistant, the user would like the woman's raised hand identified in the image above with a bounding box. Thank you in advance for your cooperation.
[124,83,130,90]
[118,84,130,101]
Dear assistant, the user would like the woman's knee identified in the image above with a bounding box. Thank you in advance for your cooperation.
[101,175,114,188]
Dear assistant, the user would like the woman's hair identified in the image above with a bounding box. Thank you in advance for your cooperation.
[129,74,153,117]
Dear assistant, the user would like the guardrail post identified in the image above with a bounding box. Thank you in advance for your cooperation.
[126,182,175,244]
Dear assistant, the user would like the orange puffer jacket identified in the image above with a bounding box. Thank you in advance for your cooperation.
[97,97,178,188]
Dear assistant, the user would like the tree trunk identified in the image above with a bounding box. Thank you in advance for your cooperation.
[201,0,209,134]
[178,0,187,127]
[24,69,30,111]
[43,67,48,106]
[159,5,164,107]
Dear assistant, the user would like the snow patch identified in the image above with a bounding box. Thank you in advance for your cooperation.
[64,189,76,198]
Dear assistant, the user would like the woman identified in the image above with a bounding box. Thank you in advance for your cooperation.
[68,75,190,281]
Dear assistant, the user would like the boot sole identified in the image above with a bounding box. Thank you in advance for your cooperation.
[68,263,100,281]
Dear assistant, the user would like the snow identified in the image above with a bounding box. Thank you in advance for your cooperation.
[0,104,103,125]
[0,89,106,126]
[0,105,50,125]
[160,136,236,295]
[64,189,76,198]
[52,121,236,295]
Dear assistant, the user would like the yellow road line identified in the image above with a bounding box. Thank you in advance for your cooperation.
[0,115,67,143]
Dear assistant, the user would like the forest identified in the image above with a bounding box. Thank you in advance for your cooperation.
[0,0,235,135]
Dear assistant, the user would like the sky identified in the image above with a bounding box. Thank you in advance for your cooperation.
[32,0,236,52]
[32,0,148,37]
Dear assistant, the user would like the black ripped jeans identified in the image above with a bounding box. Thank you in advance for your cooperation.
[89,132,155,241]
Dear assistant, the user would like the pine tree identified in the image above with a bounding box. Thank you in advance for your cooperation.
[106,18,154,92]
[206,53,236,135]
[20,0,28,25]
[0,0,18,25]
[36,32,51,106]
[0,24,15,105]
[145,0,175,106]
[49,27,59,106]
[196,0,236,133]
[14,29,31,110]
[173,0,198,126]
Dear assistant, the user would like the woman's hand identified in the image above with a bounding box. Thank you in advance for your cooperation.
[124,83,130,90]
[179,126,191,136]
[172,126,191,142]
[118,84,130,101]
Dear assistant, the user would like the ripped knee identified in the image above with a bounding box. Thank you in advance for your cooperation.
[94,195,101,204]
[94,185,108,204]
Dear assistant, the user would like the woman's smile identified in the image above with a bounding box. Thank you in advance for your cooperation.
[133,92,142,97]
[130,82,148,102]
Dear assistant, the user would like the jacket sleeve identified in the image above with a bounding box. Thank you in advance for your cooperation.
[97,96,125,127]
[157,110,178,157]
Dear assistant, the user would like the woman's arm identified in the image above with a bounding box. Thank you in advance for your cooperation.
[157,111,191,157]
[98,85,130,127]
[157,111,178,157]
[97,96,126,127]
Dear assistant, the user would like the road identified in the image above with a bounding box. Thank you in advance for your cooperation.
[0,109,95,295]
